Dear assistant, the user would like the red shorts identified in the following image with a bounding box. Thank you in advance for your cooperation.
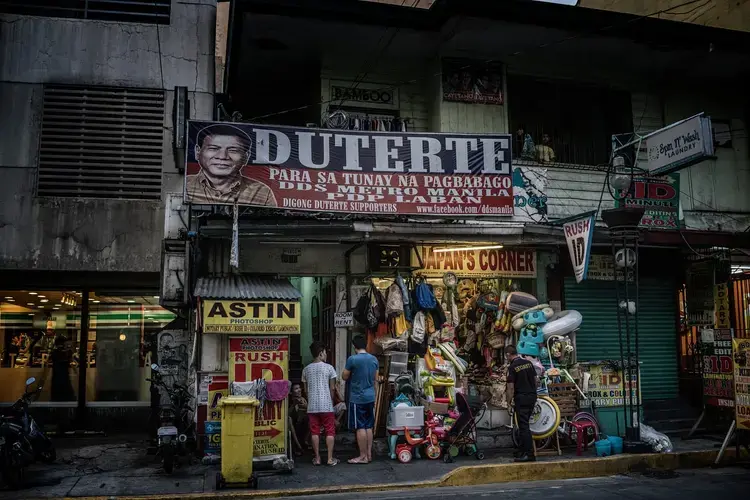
[308,412,336,437]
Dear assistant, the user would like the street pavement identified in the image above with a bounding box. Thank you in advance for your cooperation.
[271,467,750,500]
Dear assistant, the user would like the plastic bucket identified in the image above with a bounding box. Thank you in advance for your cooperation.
[608,436,624,455]
[595,439,612,457]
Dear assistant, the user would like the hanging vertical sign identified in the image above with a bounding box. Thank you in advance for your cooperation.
[732,338,750,430]
[714,283,731,329]
[229,336,289,458]
[563,213,596,283]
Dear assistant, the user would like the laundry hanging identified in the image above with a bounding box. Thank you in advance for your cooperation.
[324,110,409,132]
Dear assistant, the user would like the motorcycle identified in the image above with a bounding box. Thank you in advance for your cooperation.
[6,376,56,464]
[0,378,42,489]
[148,364,195,473]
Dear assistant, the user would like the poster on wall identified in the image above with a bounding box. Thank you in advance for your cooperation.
[563,212,595,283]
[204,374,228,456]
[615,174,680,229]
[412,246,537,278]
[185,121,513,215]
[585,363,641,408]
[201,299,300,334]
[732,338,750,429]
[513,167,548,223]
[229,336,289,458]
[587,255,633,282]
[441,59,504,105]
[701,329,734,408]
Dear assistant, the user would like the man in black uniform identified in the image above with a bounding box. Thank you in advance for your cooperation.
[505,345,538,462]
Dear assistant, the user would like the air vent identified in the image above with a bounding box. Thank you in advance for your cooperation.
[38,85,165,200]
[0,0,170,24]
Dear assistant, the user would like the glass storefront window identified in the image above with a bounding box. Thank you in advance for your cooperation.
[0,290,82,404]
[85,293,176,405]
[0,291,176,406]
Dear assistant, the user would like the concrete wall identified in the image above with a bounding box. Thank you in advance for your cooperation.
[579,0,750,33]
[0,1,216,272]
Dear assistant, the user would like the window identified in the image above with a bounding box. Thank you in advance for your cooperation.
[509,75,633,167]
[0,291,176,405]
[0,0,170,24]
[37,85,165,200]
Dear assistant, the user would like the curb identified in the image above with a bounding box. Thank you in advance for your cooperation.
[56,448,733,500]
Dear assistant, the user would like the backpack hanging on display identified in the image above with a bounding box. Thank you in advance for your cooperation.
[415,280,437,310]
[353,289,372,326]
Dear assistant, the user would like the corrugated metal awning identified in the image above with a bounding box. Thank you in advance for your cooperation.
[194,276,302,300]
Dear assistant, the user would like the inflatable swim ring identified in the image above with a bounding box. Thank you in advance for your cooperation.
[541,310,582,340]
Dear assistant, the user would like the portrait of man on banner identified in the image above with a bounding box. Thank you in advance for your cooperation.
[185,123,277,206]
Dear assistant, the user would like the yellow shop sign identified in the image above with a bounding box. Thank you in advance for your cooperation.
[202,300,300,334]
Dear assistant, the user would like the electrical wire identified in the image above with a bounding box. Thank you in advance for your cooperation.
[247,0,711,122]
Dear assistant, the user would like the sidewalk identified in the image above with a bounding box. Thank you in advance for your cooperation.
[0,434,731,499]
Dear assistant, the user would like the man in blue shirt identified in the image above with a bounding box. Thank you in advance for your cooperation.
[342,335,379,464]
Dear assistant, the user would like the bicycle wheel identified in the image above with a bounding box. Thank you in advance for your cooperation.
[571,412,600,448]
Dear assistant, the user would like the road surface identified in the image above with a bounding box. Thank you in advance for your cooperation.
[271,467,750,500]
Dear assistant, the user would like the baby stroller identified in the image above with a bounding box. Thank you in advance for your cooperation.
[440,392,486,463]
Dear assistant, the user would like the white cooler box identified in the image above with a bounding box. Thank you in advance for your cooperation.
[389,405,424,428]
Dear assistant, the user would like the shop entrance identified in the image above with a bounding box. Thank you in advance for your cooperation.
[287,277,337,382]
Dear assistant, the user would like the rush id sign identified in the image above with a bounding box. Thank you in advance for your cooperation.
[229,336,289,457]
[185,121,514,216]
[733,338,750,430]
[202,300,300,334]
[563,213,595,283]
[413,246,536,277]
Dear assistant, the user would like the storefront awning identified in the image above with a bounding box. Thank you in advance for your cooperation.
[194,276,302,301]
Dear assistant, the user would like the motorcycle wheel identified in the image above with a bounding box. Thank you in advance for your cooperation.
[2,465,25,490]
[163,446,175,474]
[39,448,56,463]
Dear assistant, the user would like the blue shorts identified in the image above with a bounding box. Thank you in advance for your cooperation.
[348,402,375,430]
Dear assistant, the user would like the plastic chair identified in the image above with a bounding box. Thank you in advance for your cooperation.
[570,420,598,456]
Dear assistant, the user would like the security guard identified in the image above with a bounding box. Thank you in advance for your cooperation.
[505,344,538,462]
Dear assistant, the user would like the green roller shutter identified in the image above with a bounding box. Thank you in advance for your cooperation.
[564,277,678,401]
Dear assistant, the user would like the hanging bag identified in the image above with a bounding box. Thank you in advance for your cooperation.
[415,280,437,310]
[353,288,372,326]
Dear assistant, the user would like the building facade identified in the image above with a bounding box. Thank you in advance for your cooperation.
[199,0,750,433]
[0,0,215,429]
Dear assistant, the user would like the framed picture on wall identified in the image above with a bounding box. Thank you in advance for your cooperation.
[442,59,504,105]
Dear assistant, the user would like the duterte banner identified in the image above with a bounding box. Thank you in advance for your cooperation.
[184,121,513,216]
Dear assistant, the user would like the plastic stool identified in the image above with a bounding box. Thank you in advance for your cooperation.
[570,421,598,456]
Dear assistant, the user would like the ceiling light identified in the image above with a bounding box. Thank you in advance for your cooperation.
[153,296,160,299]
[4,296,11,299]
[27,302,35,306]
[93,300,100,304]
[29,292,37,295]
[40,299,49,303]
[119,333,127,341]
[127,300,135,303]
[7,298,14,302]
[433,244,504,253]
[38,295,46,298]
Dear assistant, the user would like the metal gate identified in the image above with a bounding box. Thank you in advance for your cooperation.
[731,275,750,339]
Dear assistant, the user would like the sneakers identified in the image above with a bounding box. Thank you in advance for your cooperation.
[514,454,536,463]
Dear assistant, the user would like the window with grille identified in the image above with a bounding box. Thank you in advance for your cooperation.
[0,0,170,25]
[37,85,165,200]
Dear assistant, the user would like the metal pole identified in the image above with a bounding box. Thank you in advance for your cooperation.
[612,231,629,432]
[76,289,90,428]
[633,234,641,440]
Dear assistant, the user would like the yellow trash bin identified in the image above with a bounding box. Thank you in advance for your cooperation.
[217,396,260,489]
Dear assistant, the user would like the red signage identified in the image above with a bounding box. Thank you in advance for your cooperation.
[184,122,514,216]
